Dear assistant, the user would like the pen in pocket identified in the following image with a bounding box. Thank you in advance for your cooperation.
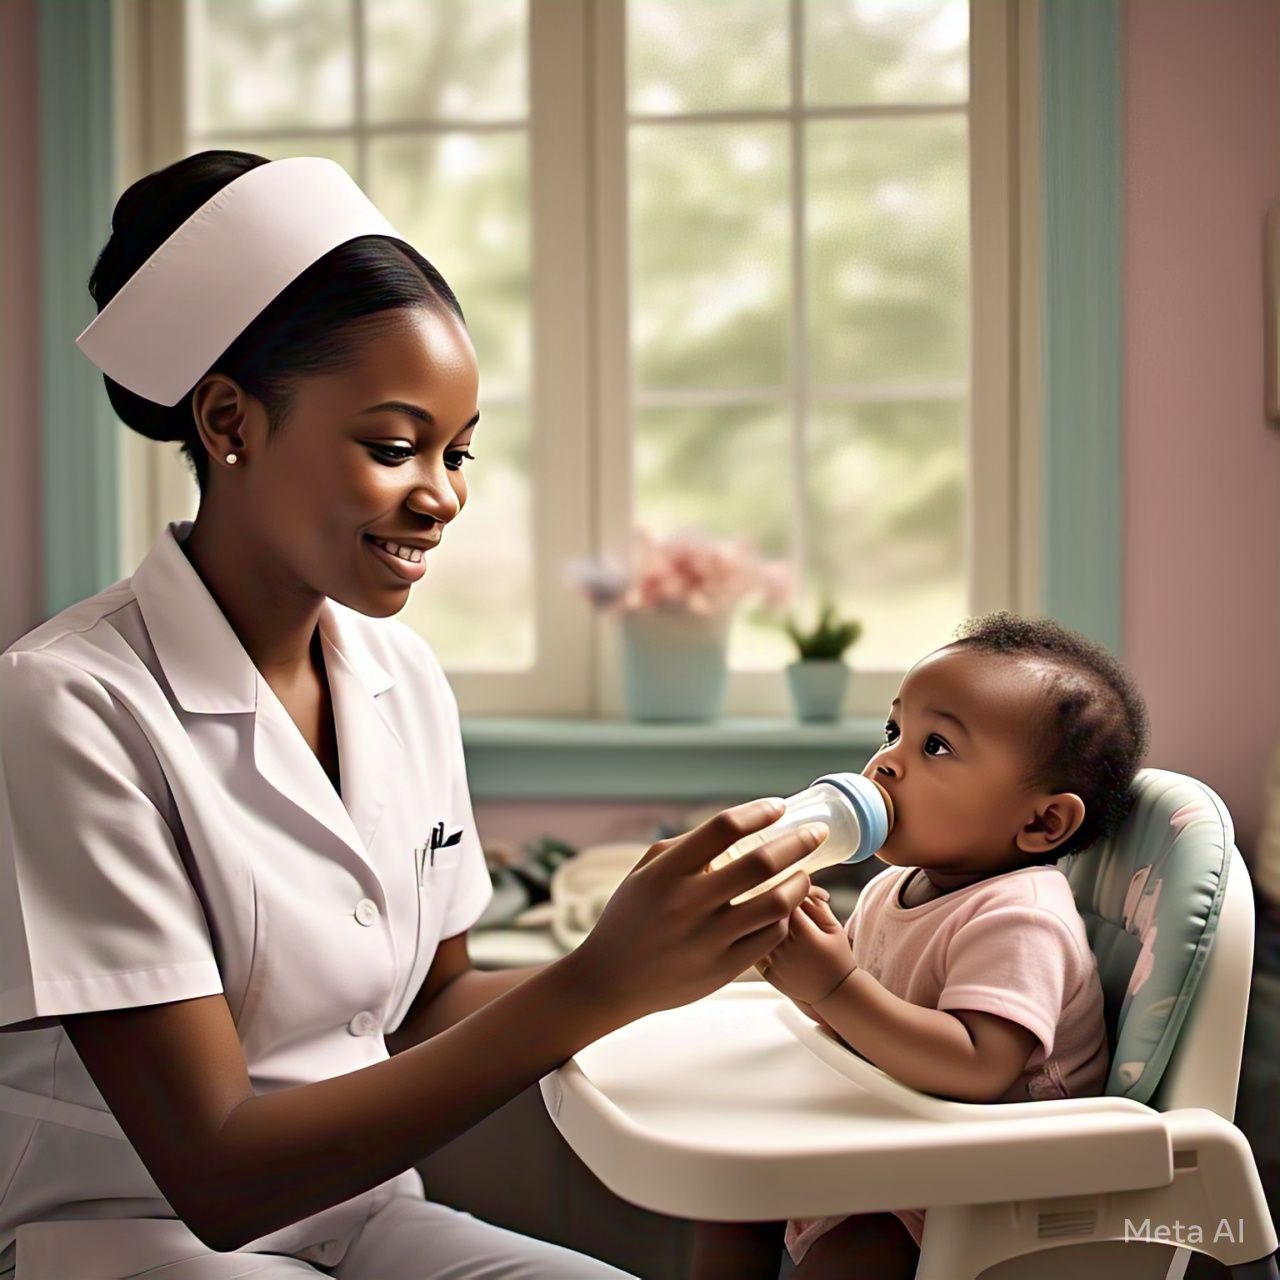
[417,823,464,886]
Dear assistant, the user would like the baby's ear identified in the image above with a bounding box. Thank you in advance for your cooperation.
[1016,792,1086,856]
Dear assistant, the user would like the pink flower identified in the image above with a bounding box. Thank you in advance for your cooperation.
[563,556,630,608]
[758,561,794,611]
[566,528,790,617]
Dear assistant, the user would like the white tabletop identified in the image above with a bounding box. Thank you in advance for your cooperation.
[542,984,1172,1221]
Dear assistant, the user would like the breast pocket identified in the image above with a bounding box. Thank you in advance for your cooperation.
[414,823,465,888]
[395,823,469,1020]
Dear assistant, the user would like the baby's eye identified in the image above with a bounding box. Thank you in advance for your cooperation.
[923,733,953,757]
[883,719,899,743]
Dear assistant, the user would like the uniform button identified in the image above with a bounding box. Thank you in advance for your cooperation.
[348,1010,379,1036]
[354,898,378,926]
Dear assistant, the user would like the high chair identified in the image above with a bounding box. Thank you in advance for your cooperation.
[541,768,1278,1278]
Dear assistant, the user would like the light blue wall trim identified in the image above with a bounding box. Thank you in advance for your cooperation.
[40,1,118,618]
[1039,0,1125,655]
[462,717,887,802]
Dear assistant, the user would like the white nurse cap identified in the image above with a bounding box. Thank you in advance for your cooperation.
[75,156,404,407]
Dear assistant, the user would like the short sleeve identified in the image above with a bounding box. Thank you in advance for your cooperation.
[936,906,1078,1061]
[411,641,492,940]
[0,651,223,1031]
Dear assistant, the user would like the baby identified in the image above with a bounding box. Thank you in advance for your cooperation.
[691,610,1150,1280]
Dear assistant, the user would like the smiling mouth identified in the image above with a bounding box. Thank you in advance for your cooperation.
[364,534,431,582]
[368,535,427,564]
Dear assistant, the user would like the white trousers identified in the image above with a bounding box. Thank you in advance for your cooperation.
[2,1193,635,1280]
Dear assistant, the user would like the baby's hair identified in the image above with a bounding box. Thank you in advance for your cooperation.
[943,610,1150,863]
[88,150,464,497]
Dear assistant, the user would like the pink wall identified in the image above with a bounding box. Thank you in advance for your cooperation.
[1124,0,1280,861]
[0,0,43,650]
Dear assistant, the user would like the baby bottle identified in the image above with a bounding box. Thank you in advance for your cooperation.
[708,773,894,903]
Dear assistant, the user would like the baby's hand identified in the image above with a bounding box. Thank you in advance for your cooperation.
[757,887,855,1006]
[799,885,843,934]
[754,885,831,979]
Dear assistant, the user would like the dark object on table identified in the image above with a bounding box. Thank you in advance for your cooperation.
[475,835,579,930]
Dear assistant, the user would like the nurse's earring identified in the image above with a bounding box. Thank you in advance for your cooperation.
[225,453,239,465]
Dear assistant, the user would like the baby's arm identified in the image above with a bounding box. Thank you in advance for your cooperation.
[763,897,1037,1103]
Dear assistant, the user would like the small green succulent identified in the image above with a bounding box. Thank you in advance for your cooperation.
[783,600,863,661]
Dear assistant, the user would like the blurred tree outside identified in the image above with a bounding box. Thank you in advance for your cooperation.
[628,0,969,671]
[186,0,969,678]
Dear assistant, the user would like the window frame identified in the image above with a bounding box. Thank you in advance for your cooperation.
[591,0,1039,719]
[114,0,1041,721]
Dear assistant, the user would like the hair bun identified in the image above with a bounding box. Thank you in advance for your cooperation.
[89,151,267,313]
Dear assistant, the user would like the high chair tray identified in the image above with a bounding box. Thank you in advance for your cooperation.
[540,983,1173,1221]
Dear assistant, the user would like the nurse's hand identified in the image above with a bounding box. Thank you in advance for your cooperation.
[567,798,818,1023]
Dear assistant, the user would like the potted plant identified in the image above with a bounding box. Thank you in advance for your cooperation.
[567,530,791,722]
[782,601,863,722]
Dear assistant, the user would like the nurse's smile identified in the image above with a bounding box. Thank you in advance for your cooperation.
[363,532,434,582]
[187,304,479,624]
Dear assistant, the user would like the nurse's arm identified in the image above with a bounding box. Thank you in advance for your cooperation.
[61,962,619,1252]
[383,931,544,1053]
[60,804,817,1251]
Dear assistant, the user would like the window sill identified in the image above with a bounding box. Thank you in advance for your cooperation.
[460,716,885,801]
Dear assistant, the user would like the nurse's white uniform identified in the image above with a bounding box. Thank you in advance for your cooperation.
[0,520,630,1280]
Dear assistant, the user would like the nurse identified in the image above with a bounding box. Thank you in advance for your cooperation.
[0,151,819,1280]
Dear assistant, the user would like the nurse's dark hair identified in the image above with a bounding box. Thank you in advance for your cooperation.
[940,611,1150,864]
[87,150,464,497]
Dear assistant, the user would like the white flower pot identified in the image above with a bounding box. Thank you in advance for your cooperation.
[620,608,731,722]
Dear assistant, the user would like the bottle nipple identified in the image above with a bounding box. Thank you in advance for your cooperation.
[870,778,895,832]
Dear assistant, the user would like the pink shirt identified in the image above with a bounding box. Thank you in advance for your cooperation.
[786,863,1109,1262]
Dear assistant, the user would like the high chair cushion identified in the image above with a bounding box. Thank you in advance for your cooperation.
[1057,768,1233,1104]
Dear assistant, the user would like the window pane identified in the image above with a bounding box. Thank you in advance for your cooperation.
[631,125,789,391]
[398,400,534,670]
[634,405,791,554]
[807,115,967,386]
[628,0,789,114]
[367,133,533,669]
[365,0,528,124]
[805,0,968,107]
[187,0,353,133]
[806,399,967,669]
[634,405,793,669]
[367,132,530,394]
[192,135,358,171]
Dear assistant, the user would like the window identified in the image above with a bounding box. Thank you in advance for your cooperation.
[117,0,1035,719]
